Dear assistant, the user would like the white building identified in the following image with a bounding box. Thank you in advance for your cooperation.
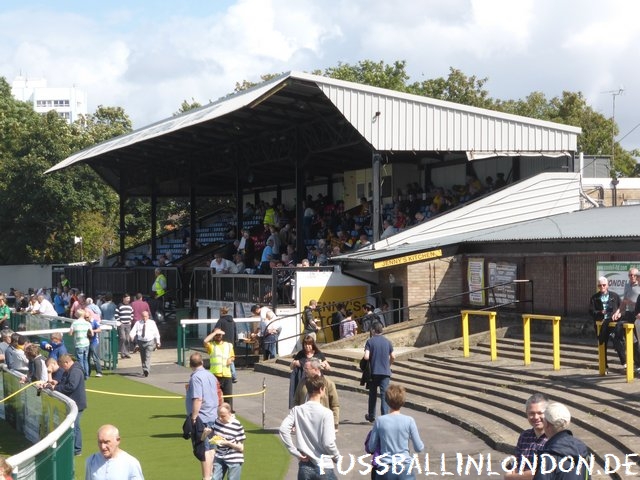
[11,76,87,123]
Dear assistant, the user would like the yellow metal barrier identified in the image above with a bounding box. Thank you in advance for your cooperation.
[522,314,561,370]
[461,310,497,360]
[596,320,635,383]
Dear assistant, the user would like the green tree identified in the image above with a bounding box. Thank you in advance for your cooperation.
[0,78,132,264]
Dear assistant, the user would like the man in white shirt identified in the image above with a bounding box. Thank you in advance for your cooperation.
[210,253,233,274]
[128,311,161,377]
[85,424,144,479]
[36,293,57,316]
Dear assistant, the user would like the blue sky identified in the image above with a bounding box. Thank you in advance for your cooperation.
[2,0,640,150]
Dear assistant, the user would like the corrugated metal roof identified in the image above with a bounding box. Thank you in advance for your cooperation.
[301,71,580,153]
[47,71,581,176]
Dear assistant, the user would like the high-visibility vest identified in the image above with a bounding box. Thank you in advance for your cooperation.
[206,341,234,378]
[153,274,167,297]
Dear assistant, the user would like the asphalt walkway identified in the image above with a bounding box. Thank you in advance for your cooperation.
[117,347,510,480]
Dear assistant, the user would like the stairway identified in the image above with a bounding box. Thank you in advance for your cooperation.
[255,335,640,479]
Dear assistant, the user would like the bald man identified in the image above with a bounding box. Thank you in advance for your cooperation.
[85,424,144,479]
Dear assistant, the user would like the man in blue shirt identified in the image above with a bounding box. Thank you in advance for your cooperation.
[186,352,219,480]
[363,322,395,422]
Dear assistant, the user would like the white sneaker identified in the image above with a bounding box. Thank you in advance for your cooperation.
[95,373,103,377]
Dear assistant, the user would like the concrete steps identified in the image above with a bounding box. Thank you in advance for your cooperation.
[255,335,640,479]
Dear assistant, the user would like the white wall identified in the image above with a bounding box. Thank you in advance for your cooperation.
[0,265,52,293]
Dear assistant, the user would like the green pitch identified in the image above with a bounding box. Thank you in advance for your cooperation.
[74,373,290,479]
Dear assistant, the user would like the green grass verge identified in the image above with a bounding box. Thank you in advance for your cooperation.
[4,372,290,479]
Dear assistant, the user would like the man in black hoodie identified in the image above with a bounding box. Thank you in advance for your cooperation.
[533,402,591,479]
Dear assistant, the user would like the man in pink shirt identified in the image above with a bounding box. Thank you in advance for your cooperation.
[131,293,152,325]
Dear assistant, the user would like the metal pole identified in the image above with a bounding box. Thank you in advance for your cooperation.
[262,377,266,430]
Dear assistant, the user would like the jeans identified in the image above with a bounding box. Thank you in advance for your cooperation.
[297,461,337,480]
[74,410,83,454]
[213,459,242,480]
[89,342,102,375]
[75,347,89,379]
[368,375,390,419]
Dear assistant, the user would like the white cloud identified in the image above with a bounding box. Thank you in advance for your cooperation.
[1,0,639,149]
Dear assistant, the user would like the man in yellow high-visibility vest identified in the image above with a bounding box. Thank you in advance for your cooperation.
[151,268,167,316]
[203,328,235,412]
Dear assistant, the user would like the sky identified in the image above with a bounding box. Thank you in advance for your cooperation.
[2,0,640,150]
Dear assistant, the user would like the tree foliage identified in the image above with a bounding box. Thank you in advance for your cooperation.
[0,78,132,264]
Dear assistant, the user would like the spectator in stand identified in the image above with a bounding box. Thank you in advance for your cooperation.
[85,297,102,321]
[231,253,245,274]
[367,383,424,477]
[0,329,12,363]
[53,287,68,317]
[85,309,103,378]
[238,229,255,269]
[35,293,57,316]
[340,310,357,339]
[532,402,589,480]
[289,336,330,409]
[55,354,87,456]
[414,211,426,225]
[494,172,507,188]
[46,357,64,385]
[210,253,234,274]
[40,332,68,361]
[99,293,117,321]
[259,238,275,273]
[13,290,28,313]
[590,276,623,369]
[354,233,372,249]
[504,393,548,480]
[23,343,47,384]
[303,200,315,240]
[6,333,29,374]
[115,294,134,359]
[69,292,86,320]
[0,295,10,329]
[380,219,396,240]
[25,294,40,313]
[69,309,92,379]
[131,293,151,325]
[267,225,281,260]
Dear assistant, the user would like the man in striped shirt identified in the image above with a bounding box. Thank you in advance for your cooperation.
[207,402,245,480]
[115,294,134,359]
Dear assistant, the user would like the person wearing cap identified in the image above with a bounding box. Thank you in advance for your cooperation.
[532,402,589,480]
[204,327,235,411]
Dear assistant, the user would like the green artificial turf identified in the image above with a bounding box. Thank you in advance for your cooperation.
[71,373,290,479]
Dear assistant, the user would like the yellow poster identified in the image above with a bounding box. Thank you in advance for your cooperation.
[300,286,368,342]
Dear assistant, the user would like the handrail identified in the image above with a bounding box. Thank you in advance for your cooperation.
[596,320,635,382]
[522,314,561,370]
[461,310,497,360]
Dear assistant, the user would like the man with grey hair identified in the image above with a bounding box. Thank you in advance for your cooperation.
[293,357,340,432]
[504,393,548,479]
[533,402,590,480]
[620,267,640,370]
[589,276,623,369]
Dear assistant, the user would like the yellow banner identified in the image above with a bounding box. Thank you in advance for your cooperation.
[373,249,443,269]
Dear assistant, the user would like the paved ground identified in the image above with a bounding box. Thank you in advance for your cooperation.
[116,347,510,480]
